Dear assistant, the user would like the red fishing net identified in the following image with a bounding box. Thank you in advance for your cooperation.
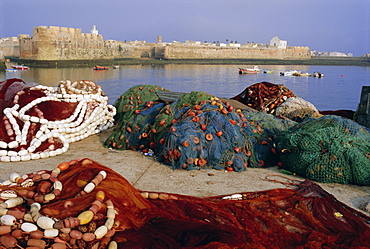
[0,158,369,248]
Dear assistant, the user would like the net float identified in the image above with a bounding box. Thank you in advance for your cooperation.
[21,222,38,233]
[77,210,94,225]
[50,243,67,249]
[9,172,20,182]
[5,197,24,208]
[37,216,55,230]
[0,225,12,235]
[29,230,44,239]
[44,228,59,238]
[57,162,70,171]
[0,234,17,248]
[215,131,223,137]
[69,229,83,239]
[94,225,108,239]
[27,238,47,248]
[198,158,207,166]
[229,119,237,125]
[11,229,23,238]
[0,190,17,199]
[108,241,118,249]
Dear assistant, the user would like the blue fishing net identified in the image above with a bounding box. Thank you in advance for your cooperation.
[105,85,297,171]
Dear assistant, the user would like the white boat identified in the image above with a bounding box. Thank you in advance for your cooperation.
[280,70,299,76]
[11,65,29,70]
[238,66,260,74]
[113,65,119,69]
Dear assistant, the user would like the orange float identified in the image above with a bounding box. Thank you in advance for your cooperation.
[205,134,213,141]
[57,162,70,171]
[198,158,207,166]
[216,131,223,137]
[182,141,190,147]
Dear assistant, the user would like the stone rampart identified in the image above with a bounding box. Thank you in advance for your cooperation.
[163,45,310,60]
[18,26,310,61]
[19,26,158,61]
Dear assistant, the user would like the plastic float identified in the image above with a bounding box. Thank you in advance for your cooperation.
[0,78,116,162]
[0,158,368,248]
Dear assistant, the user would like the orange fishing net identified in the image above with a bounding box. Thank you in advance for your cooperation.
[0,158,369,248]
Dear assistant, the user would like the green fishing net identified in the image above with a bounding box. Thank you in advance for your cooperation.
[104,84,169,150]
[277,115,370,185]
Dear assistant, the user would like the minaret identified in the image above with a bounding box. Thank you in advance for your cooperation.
[157,35,163,44]
[90,25,99,35]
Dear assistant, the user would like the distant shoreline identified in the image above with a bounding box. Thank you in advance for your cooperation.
[6,56,370,68]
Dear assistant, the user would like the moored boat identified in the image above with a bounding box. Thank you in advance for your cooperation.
[11,65,29,70]
[293,72,311,77]
[113,65,119,69]
[238,66,260,74]
[93,65,109,70]
[313,72,324,78]
[280,70,299,76]
[5,68,18,72]
[263,70,274,74]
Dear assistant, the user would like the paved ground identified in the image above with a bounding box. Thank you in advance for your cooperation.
[1,129,369,215]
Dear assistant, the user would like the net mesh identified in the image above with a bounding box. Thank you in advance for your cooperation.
[105,85,297,171]
[277,115,370,185]
[0,158,369,248]
[231,81,296,114]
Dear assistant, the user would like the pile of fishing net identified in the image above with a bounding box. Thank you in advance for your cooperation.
[0,78,116,162]
[231,81,322,121]
[277,115,370,185]
[105,84,297,171]
[0,158,369,248]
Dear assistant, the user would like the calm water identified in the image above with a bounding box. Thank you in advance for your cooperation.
[2,64,370,111]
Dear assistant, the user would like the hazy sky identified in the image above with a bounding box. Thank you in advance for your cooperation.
[1,0,369,56]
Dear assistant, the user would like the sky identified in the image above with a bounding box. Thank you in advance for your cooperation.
[0,0,369,56]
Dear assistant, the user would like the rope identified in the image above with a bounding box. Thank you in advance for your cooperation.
[260,174,302,188]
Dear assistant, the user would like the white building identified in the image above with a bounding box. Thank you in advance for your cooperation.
[90,25,99,35]
[270,36,287,49]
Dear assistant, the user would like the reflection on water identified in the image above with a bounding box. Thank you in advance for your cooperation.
[1,64,369,111]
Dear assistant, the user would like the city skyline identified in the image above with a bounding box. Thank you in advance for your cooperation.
[1,0,369,57]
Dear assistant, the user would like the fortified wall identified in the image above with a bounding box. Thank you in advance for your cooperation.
[19,26,153,61]
[162,45,311,60]
[18,26,310,62]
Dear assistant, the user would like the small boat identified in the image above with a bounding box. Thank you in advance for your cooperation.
[263,70,274,74]
[293,72,311,77]
[313,72,324,78]
[93,65,109,70]
[113,65,119,69]
[238,66,260,74]
[280,70,299,76]
[5,68,18,72]
[11,65,29,70]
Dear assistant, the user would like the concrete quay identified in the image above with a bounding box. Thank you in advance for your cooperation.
[1,128,369,215]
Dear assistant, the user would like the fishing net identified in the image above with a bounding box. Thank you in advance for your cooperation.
[275,96,322,121]
[241,107,297,167]
[158,100,255,171]
[0,158,369,248]
[105,85,299,171]
[231,81,296,114]
[0,78,115,162]
[104,84,170,150]
[277,115,370,185]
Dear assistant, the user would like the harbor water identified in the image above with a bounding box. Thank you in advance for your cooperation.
[2,64,370,111]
